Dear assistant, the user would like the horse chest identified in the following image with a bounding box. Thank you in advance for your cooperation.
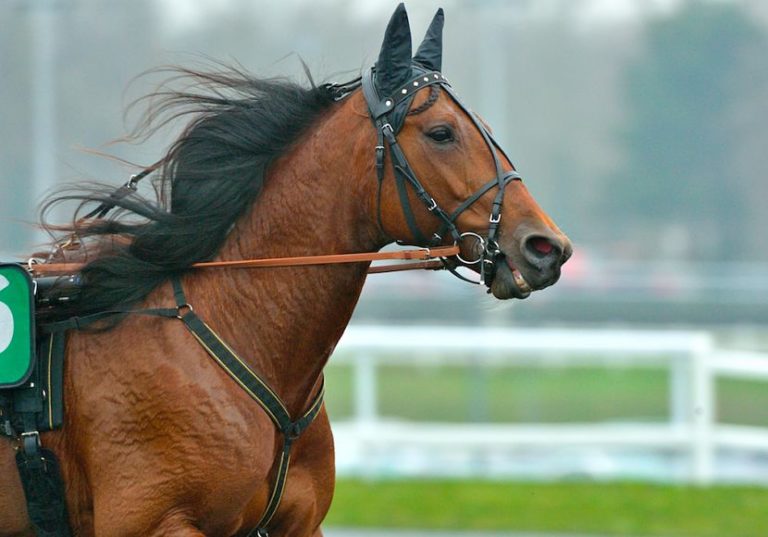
[244,418,335,536]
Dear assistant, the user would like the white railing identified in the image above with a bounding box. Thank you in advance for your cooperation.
[328,326,768,485]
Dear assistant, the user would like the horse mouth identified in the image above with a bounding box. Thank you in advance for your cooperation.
[489,256,533,300]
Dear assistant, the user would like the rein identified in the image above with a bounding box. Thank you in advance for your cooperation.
[28,245,458,276]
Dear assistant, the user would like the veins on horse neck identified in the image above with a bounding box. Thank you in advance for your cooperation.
[184,99,378,416]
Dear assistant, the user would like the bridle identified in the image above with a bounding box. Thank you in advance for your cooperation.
[31,67,522,289]
[356,64,522,286]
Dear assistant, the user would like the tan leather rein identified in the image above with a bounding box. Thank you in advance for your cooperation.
[28,245,460,276]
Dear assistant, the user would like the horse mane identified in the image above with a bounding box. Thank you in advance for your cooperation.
[39,64,338,322]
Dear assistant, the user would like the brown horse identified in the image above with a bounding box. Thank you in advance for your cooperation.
[0,5,570,536]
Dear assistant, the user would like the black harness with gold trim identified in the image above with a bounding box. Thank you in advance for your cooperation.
[1,273,325,537]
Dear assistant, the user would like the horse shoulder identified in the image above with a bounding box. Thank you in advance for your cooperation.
[60,311,290,534]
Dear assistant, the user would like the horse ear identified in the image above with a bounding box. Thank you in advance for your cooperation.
[375,3,413,96]
[413,8,444,72]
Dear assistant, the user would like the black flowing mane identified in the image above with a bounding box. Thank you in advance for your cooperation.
[40,65,338,321]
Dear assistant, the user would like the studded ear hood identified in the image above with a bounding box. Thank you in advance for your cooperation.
[375,3,413,96]
[413,8,444,71]
[373,4,445,133]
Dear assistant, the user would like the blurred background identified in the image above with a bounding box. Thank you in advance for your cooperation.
[2,0,768,534]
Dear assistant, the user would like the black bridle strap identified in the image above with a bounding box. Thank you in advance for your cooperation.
[439,83,515,248]
[435,171,521,242]
[363,69,470,246]
[362,71,449,245]
[381,125,460,245]
[441,83,514,176]
[361,66,522,277]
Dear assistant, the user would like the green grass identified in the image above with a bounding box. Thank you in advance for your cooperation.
[324,363,768,425]
[323,361,768,534]
[326,479,768,536]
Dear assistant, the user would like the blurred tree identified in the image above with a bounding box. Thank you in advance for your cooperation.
[607,1,767,261]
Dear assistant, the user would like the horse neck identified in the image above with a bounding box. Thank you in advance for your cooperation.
[186,93,382,416]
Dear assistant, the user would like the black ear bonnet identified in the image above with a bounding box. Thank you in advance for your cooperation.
[372,4,444,133]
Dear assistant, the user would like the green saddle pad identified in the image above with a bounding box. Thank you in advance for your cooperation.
[0,264,35,388]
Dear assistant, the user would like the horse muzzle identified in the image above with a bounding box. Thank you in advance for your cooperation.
[485,231,572,300]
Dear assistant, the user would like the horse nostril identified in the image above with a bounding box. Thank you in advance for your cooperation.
[523,235,561,266]
[529,236,554,256]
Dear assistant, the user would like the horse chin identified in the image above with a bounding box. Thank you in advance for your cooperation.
[489,258,532,300]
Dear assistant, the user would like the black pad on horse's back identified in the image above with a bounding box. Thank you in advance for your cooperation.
[15,446,72,537]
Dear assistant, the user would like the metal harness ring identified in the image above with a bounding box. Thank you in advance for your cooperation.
[455,232,486,265]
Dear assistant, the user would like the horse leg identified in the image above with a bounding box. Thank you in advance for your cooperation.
[0,438,34,537]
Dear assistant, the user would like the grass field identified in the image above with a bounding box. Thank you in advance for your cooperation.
[324,363,768,425]
[326,479,768,536]
[323,360,768,535]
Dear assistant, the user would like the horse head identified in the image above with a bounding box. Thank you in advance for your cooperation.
[365,4,572,299]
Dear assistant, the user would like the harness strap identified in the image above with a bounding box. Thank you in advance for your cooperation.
[360,65,524,281]
[435,171,521,241]
[34,277,325,535]
[170,277,324,535]
[362,68,461,247]
[77,163,160,222]
[382,125,460,245]
[39,307,177,333]
[29,245,459,276]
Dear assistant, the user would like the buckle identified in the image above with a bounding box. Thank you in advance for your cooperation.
[20,431,40,442]
[176,303,195,320]
[20,431,41,454]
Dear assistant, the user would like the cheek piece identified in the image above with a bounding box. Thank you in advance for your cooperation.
[337,65,522,287]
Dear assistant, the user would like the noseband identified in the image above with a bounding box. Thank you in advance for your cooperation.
[357,66,522,286]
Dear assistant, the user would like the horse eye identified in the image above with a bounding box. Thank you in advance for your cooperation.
[426,126,455,144]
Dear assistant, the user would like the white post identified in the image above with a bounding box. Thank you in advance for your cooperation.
[670,353,689,426]
[690,334,715,485]
[354,352,378,478]
[354,352,378,424]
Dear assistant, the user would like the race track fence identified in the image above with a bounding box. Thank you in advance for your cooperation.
[328,326,768,485]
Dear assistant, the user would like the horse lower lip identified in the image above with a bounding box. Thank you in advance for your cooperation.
[511,267,533,295]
